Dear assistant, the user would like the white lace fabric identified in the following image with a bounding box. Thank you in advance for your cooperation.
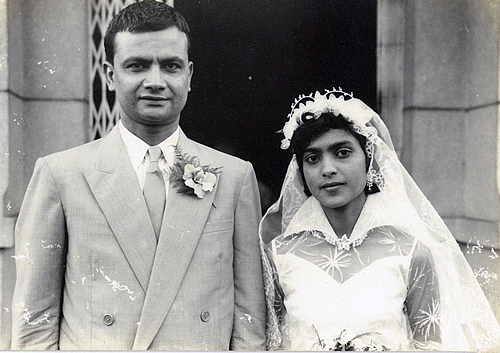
[260,104,500,351]
[268,197,440,351]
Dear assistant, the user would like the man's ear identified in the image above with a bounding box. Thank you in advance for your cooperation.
[103,61,116,92]
[188,61,194,92]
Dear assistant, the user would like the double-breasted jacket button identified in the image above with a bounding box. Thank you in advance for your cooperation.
[103,314,114,326]
[200,310,210,322]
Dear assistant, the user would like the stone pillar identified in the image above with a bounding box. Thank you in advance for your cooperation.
[377,0,405,156]
[0,0,15,348]
[379,0,500,317]
[0,0,89,347]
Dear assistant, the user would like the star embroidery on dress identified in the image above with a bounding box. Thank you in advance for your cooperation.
[307,247,351,281]
[377,226,414,256]
[414,297,441,339]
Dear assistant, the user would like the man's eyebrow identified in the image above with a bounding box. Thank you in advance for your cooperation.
[162,53,184,59]
[158,55,185,62]
[121,54,185,64]
[121,57,150,64]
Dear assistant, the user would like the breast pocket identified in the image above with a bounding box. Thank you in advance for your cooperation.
[201,218,234,235]
[191,218,234,285]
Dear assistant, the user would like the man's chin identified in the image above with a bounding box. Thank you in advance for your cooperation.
[142,115,180,127]
[139,108,174,121]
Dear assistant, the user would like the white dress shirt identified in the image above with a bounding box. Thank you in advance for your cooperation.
[118,120,179,199]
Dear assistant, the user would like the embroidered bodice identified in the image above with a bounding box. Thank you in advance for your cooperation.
[267,197,442,351]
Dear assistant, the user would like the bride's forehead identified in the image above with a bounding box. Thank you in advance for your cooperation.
[307,129,360,148]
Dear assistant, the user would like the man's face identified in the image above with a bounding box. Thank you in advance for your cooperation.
[104,27,193,129]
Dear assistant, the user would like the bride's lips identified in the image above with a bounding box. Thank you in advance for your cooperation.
[321,182,344,189]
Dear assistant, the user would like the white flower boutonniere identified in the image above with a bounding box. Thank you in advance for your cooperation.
[169,147,222,198]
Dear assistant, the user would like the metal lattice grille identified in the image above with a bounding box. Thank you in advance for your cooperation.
[89,0,129,140]
[89,0,171,140]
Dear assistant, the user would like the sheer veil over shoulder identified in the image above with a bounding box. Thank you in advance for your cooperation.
[260,89,500,351]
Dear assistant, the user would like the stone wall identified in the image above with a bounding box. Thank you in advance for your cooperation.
[0,0,88,347]
[379,0,500,318]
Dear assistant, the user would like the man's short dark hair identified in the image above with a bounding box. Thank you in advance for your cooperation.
[104,0,191,64]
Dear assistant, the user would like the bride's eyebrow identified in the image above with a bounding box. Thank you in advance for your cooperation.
[305,140,354,152]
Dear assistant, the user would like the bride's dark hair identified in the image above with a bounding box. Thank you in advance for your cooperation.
[290,112,379,196]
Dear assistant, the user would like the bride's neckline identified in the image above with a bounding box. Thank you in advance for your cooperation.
[318,231,369,252]
[283,196,379,252]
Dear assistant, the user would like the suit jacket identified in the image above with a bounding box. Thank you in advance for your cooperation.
[11,126,266,350]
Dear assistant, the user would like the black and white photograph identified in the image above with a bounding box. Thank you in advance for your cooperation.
[0,0,499,350]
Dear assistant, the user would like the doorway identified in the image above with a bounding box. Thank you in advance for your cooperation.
[175,0,377,209]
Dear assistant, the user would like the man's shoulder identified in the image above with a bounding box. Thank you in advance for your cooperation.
[40,138,105,169]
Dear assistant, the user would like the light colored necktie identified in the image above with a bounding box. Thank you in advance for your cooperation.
[143,146,166,239]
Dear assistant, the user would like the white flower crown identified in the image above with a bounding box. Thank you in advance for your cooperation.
[280,88,379,150]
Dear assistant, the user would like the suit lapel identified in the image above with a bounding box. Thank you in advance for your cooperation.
[133,132,219,350]
[83,126,157,294]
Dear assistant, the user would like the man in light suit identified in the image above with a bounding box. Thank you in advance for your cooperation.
[11,1,266,349]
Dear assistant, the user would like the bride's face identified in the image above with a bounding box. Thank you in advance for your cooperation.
[302,129,367,210]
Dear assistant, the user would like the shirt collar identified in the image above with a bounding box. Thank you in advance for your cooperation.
[118,120,180,169]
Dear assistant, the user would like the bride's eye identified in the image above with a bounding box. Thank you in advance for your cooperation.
[336,149,351,158]
[304,154,320,164]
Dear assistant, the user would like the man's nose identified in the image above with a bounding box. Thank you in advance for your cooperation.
[143,66,166,89]
[321,157,338,177]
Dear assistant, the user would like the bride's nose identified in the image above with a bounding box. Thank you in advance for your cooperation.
[321,156,338,177]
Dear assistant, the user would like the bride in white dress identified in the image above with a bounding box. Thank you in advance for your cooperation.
[260,89,500,351]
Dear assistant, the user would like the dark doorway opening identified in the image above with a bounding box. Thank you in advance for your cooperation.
[175,0,377,212]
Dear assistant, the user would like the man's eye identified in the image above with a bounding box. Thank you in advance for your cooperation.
[163,63,181,71]
[127,63,146,70]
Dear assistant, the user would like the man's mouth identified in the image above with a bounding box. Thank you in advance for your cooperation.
[141,95,168,101]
